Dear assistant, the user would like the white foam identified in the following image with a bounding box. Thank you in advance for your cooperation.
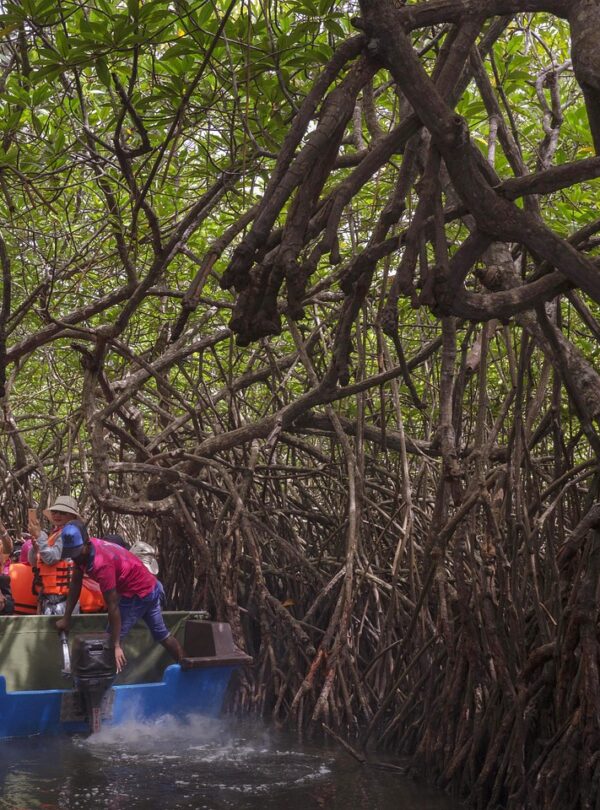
[82,712,224,748]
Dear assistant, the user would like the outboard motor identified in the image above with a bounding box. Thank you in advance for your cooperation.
[71,634,116,733]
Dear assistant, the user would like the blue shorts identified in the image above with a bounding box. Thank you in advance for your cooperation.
[117,582,170,642]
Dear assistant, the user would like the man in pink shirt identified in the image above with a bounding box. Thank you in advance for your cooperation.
[56,534,185,672]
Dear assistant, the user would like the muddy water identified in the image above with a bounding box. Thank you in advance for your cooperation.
[0,716,462,810]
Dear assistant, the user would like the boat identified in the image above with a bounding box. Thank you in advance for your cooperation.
[0,612,252,739]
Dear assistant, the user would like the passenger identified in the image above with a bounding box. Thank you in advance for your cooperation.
[102,533,130,550]
[5,531,37,615]
[8,562,37,614]
[17,533,33,565]
[8,532,38,615]
[129,540,160,576]
[10,538,23,563]
[56,534,185,673]
[79,572,106,614]
[28,496,85,616]
[107,535,161,579]
[0,573,14,615]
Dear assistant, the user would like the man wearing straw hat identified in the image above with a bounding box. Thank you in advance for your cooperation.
[28,495,86,615]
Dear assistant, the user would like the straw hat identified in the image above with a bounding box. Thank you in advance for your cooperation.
[43,495,80,520]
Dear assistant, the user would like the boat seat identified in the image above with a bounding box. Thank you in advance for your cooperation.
[181,619,253,669]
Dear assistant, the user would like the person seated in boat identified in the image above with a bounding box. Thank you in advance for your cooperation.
[55,532,185,673]
[129,540,160,576]
[2,532,38,615]
[102,533,130,549]
[105,535,161,581]
[27,496,85,616]
[0,573,14,615]
[15,533,33,565]
[7,561,37,614]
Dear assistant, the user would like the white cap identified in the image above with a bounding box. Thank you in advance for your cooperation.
[129,540,159,575]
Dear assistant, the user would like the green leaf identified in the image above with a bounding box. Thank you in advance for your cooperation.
[32,85,51,105]
[4,108,23,130]
[54,129,66,151]
[324,18,345,38]
[161,41,194,61]
[138,1,171,24]
[31,64,62,84]
[311,43,333,63]
[95,57,111,88]
[33,0,58,23]
[55,28,68,58]
[31,112,44,136]
[127,0,139,21]
[196,1,214,27]
[79,18,93,36]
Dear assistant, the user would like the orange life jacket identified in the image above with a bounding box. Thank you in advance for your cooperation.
[35,528,74,597]
[80,576,106,613]
[8,563,37,614]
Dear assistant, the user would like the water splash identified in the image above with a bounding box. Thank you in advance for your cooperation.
[78,714,332,794]
[82,711,226,748]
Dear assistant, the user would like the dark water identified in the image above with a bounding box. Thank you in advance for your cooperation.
[0,716,462,810]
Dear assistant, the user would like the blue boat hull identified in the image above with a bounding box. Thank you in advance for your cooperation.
[0,663,238,739]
